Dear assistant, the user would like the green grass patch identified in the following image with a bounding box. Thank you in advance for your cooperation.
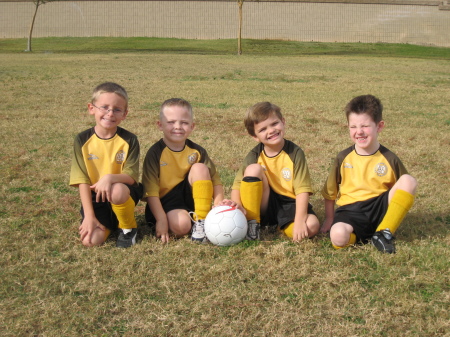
[1,37,449,59]
[0,38,449,336]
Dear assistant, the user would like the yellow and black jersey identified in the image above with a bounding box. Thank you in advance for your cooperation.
[322,144,408,206]
[232,139,313,199]
[142,139,222,199]
[69,127,140,187]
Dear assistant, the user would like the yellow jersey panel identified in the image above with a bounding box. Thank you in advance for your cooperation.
[322,145,408,206]
[232,140,313,199]
[69,127,140,187]
[142,139,221,198]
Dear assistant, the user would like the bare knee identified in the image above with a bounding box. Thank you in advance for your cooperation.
[398,174,417,194]
[189,163,211,182]
[81,230,106,247]
[167,210,192,236]
[330,223,353,247]
[109,183,131,205]
[306,214,320,237]
[244,164,265,179]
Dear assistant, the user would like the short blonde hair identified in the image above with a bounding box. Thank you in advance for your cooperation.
[244,102,283,137]
[160,98,193,120]
[91,82,128,107]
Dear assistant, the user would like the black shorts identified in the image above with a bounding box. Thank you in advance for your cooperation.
[333,191,389,243]
[80,183,143,231]
[263,189,316,229]
[145,177,194,225]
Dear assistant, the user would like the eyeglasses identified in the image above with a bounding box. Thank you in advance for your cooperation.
[92,103,126,116]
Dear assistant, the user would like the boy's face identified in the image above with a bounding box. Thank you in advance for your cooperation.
[251,113,286,148]
[88,92,128,134]
[348,112,384,155]
[158,105,194,147]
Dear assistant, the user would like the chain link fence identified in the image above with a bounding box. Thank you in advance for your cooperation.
[1,1,449,47]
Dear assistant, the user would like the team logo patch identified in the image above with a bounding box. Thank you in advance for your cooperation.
[88,153,99,160]
[374,163,388,177]
[188,152,199,165]
[281,168,292,181]
[115,150,126,164]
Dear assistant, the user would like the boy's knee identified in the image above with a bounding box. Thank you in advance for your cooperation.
[81,236,104,247]
[81,228,109,247]
[330,223,352,247]
[398,174,418,195]
[244,164,264,178]
[189,163,211,180]
[110,183,131,204]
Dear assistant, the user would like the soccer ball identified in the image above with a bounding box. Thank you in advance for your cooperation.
[204,205,248,246]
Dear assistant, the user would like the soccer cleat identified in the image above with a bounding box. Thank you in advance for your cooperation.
[190,212,208,243]
[246,219,260,240]
[371,228,396,254]
[116,228,137,248]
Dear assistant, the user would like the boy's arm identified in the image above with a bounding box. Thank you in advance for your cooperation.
[292,192,310,242]
[212,184,224,207]
[91,173,135,203]
[78,183,106,243]
[321,198,335,233]
[147,196,170,243]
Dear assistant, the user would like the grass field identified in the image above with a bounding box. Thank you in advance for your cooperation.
[1,38,449,336]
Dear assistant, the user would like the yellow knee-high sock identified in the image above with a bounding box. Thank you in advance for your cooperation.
[111,196,137,229]
[376,189,415,234]
[332,233,356,249]
[281,222,294,238]
[192,180,213,220]
[240,179,263,222]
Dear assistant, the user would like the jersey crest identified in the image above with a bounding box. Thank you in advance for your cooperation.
[281,167,292,181]
[115,150,126,164]
[188,152,199,165]
[374,163,388,177]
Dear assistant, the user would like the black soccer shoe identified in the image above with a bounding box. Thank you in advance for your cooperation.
[116,228,137,248]
[371,228,396,254]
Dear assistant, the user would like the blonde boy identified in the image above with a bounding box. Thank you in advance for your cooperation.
[141,98,223,243]
[70,82,142,248]
[228,102,320,242]
[321,95,417,253]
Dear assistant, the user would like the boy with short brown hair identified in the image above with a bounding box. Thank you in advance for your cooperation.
[228,102,320,242]
[321,94,417,253]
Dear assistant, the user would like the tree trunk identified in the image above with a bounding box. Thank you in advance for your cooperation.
[238,1,243,55]
[26,1,41,52]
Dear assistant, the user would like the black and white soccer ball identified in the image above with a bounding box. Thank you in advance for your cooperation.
[204,205,248,246]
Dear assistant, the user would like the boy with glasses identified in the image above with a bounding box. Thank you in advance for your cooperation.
[70,82,143,248]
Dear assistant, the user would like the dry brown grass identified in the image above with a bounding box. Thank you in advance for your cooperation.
[1,47,449,336]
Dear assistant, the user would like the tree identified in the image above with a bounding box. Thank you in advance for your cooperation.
[237,0,244,55]
[26,0,56,52]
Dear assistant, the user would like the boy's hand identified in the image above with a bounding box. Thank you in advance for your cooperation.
[293,221,309,242]
[155,219,170,244]
[217,199,247,215]
[321,218,333,233]
[79,216,105,244]
[90,174,113,202]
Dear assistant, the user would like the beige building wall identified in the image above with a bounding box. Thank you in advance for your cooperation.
[1,1,449,47]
